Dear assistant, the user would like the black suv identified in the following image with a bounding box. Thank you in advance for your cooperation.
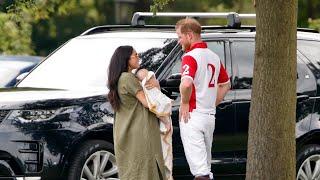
[1,12,320,180]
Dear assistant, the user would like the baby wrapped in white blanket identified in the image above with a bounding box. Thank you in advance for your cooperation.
[135,68,173,180]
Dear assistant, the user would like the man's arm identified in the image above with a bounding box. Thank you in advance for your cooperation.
[180,78,193,103]
[179,77,193,123]
[216,61,231,106]
[179,55,197,123]
[216,81,231,106]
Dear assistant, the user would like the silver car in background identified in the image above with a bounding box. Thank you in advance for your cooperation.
[0,55,43,88]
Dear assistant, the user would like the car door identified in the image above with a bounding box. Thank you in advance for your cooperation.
[230,39,255,174]
[296,40,319,136]
[207,40,238,175]
[231,39,317,174]
[159,39,237,176]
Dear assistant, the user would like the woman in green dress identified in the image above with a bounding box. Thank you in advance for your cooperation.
[107,46,166,180]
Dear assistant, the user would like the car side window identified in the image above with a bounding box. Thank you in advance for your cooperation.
[169,41,225,75]
[298,40,320,78]
[207,41,225,65]
[169,55,182,76]
[297,57,317,95]
[232,41,255,90]
[140,39,178,72]
[232,40,316,94]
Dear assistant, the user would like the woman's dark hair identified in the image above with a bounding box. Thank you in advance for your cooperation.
[107,45,133,111]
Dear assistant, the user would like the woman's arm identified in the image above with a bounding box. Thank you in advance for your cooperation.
[136,90,149,108]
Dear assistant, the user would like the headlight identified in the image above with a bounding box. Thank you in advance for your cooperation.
[8,106,82,123]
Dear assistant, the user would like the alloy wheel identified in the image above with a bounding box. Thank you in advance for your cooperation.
[80,150,118,180]
[297,154,320,180]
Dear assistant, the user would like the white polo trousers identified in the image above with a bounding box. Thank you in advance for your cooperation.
[179,111,215,178]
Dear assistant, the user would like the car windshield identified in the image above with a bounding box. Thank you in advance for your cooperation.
[18,35,177,90]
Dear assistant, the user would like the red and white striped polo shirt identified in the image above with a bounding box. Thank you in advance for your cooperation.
[181,42,229,114]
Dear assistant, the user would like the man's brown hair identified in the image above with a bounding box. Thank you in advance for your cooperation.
[175,18,201,35]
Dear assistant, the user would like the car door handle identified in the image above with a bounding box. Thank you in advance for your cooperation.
[221,100,233,104]
[217,100,233,109]
[297,95,309,101]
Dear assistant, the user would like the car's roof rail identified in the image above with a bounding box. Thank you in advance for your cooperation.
[81,25,131,35]
[80,25,184,35]
[131,12,256,28]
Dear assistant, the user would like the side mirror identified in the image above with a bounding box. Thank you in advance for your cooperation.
[16,72,29,83]
[160,73,181,98]
[166,73,181,88]
[168,73,181,79]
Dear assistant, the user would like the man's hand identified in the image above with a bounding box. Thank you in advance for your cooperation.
[179,102,190,123]
[215,81,231,106]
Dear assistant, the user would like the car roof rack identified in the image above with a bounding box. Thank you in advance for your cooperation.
[131,12,256,28]
[80,12,318,35]
[80,25,256,36]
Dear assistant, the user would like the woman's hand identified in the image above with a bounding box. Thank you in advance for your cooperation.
[144,78,160,90]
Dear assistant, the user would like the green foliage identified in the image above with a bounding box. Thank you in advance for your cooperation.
[0,0,75,55]
[150,0,254,13]
[309,18,320,31]
[298,0,320,29]
[149,0,255,26]
[31,0,115,55]
[150,0,173,14]
[0,0,115,55]
[0,1,34,55]
[2,0,320,55]
[0,13,33,55]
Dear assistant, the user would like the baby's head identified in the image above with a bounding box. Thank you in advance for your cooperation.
[135,68,149,81]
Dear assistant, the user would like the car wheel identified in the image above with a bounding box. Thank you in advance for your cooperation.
[68,140,119,180]
[296,144,320,180]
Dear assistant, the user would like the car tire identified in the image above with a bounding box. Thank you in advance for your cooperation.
[296,144,320,180]
[67,140,118,180]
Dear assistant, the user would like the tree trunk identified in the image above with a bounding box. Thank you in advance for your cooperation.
[246,1,297,180]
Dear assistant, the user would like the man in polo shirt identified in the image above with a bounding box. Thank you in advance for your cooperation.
[175,18,231,180]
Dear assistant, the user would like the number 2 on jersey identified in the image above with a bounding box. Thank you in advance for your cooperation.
[207,63,215,87]
[182,64,190,75]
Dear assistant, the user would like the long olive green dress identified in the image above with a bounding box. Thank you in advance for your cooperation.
[114,72,166,180]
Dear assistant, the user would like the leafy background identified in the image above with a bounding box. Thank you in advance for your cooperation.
[0,0,319,56]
